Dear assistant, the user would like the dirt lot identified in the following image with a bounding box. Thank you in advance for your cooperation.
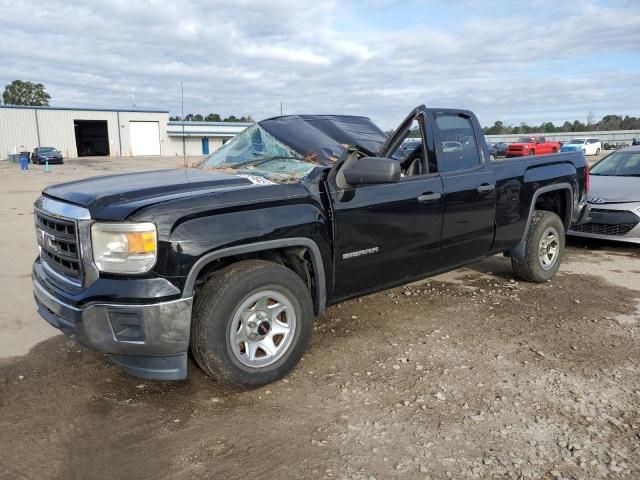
[1,154,639,480]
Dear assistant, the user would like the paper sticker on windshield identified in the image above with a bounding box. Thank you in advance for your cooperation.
[236,174,276,185]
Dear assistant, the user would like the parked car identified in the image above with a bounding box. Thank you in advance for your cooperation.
[560,138,601,156]
[569,145,640,244]
[32,105,589,386]
[31,147,64,165]
[505,136,561,157]
[442,140,462,152]
[487,143,497,161]
[401,138,422,155]
[492,142,508,157]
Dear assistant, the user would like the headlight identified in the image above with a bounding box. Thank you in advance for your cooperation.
[91,222,157,274]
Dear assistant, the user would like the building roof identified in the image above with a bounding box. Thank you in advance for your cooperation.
[0,105,168,113]
[167,121,254,127]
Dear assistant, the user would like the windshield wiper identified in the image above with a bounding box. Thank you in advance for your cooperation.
[228,155,303,169]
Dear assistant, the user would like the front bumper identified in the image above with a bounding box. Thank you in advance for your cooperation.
[33,276,193,379]
[568,202,640,244]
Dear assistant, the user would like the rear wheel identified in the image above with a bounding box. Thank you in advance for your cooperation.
[511,210,565,283]
[552,148,558,153]
[191,260,314,388]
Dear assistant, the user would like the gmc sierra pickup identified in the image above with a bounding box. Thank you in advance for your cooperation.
[32,106,589,387]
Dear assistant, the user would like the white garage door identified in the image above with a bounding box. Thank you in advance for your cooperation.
[130,121,160,156]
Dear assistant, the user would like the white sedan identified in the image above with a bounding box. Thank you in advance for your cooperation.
[560,137,601,156]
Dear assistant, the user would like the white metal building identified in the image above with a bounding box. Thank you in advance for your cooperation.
[0,105,170,158]
[0,105,253,159]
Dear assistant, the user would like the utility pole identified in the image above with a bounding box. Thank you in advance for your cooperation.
[131,88,136,110]
[181,81,186,167]
[280,100,283,116]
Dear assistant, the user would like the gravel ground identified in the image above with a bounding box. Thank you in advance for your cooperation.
[0,154,638,480]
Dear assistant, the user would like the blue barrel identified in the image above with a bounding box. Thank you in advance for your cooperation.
[20,154,29,170]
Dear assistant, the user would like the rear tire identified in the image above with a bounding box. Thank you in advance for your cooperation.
[511,211,565,283]
[191,260,314,388]
[552,148,557,153]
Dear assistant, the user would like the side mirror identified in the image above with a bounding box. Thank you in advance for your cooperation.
[342,156,401,186]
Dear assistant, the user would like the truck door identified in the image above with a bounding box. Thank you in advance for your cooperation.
[537,136,548,155]
[432,111,497,266]
[329,114,444,300]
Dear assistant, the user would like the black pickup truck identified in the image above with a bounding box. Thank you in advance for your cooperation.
[32,106,589,386]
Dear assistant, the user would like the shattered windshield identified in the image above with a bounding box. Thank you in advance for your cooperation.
[200,124,318,183]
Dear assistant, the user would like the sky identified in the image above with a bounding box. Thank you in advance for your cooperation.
[1,0,640,130]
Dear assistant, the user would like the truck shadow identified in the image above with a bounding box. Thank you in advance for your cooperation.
[0,335,261,479]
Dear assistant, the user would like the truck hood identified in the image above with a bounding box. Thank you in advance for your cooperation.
[43,168,254,221]
[588,175,640,203]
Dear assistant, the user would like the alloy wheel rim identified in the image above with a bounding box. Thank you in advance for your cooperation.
[229,289,296,368]
[538,226,560,270]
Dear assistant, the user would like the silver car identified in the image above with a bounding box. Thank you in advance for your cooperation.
[569,145,640,244]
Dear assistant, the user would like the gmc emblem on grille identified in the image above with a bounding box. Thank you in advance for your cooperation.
[39,229,59,253]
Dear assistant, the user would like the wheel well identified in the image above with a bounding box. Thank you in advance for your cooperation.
[534,189,570,228]
[193,247,318,311]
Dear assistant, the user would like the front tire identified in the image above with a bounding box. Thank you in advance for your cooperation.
[191,260,314,388]
[595,148,601,155]
[529,149,536,156]
[511,211,565,283]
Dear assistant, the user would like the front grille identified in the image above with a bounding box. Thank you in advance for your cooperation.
[573,222,637,236]
[35,211,82,279]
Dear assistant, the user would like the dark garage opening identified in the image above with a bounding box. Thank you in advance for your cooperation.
[74,120,110,156]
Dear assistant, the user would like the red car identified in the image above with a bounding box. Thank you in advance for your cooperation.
[506,136,560,157]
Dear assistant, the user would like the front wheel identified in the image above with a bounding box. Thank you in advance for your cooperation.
[595,148,601,155]
[529,149,536,156]
[191,259,314,388]
[511,211,565,283]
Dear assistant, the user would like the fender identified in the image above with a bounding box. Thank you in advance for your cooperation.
[510,183,573,259]
[182,237,327,314]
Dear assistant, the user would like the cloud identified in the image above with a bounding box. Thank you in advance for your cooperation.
[0,0,639,129]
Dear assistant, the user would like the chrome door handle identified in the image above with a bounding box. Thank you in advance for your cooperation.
[477,184,496,193]
[418,192,442,203]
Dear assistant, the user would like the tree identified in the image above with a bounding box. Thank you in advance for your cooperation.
[205,113,222,122]
[572,120,585,132]
[541,122,556,133]
[484,121,504,135]
[3,80,50,106]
